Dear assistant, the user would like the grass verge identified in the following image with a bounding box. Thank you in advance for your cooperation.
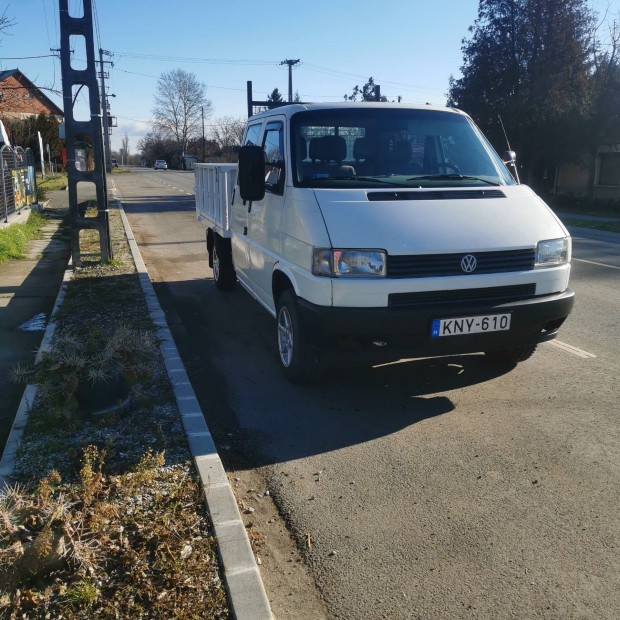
[561,218,620,234]
[1,202,230,618]
[37,173,68,202]
[0,211,47,264]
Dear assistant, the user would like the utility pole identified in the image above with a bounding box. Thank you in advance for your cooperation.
[59,0,112,264]
[98,48,113,172]
[280,59,300,102]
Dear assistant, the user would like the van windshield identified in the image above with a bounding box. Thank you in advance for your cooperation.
[291,108,516,188]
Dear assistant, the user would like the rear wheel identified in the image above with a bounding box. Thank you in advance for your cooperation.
[277,290,320,384]
[212,235,236,291]
[484,344,537,366]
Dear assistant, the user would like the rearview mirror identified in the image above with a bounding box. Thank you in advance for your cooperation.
[238,145,265,202]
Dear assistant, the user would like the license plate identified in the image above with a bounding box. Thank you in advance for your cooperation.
[431,313,511,338]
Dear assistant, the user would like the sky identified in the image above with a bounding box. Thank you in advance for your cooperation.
[0,0,612,154]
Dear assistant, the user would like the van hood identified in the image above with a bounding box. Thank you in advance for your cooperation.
[312,185,568,253]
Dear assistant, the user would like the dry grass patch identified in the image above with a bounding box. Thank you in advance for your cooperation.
[0,448,228,618]
[1,202,231,618]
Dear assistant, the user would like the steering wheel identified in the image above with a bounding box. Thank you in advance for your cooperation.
[431,162,461,174]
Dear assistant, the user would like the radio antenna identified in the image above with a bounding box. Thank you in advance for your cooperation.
[498,114,520,183]
[498,115,512,151]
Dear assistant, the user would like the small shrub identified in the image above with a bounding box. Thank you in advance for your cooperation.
[10,324,159,418]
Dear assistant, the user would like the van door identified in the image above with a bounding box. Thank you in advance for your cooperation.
[231,122,263,287]
[247,119,286,312]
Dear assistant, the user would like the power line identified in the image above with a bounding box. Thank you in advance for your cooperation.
[300,63,447,95]
[41,0,57,91]
[0,54,56,60]
[92,0,102,51]
[114,67,274,96]
[115,51,279,66]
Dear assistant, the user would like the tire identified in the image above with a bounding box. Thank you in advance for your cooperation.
[484,344,537,366]
[276,290,321,384]
[212,235,236,291]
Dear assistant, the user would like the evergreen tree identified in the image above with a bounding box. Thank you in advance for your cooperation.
[345,77,387,102]
[267,88,284,108]
[448,0,593,188]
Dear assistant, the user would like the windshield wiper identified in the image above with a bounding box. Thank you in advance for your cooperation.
[407,174,501,186]
[309,176,407,186]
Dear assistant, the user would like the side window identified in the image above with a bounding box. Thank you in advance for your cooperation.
[263,122,285,194]
[244,123,262,146]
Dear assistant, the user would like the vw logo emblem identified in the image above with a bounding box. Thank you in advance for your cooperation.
[461,254,477,273]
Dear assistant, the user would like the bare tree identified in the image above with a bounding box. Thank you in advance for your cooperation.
[121,132,130,165]
[152,69,212,156]
[211,116,245,150]
[0,8,15,44]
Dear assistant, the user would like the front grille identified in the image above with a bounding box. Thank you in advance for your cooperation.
[388,284,536,307]
[387,249,535,278]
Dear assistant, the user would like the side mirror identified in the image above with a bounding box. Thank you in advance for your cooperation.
[238,145,265,202]
[502,150,520,183]
[502,150,516,165]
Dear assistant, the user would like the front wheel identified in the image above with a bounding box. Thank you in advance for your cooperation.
[212,235,236,291]
[484,344,537,366]
[276,290,320,384]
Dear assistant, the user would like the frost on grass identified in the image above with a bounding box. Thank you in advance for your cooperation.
[1,203,230,618]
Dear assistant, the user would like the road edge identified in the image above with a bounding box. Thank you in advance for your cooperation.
[112,183,273,620]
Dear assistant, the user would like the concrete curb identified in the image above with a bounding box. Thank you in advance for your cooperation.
[0,206,32,229]
[112,182,273,620]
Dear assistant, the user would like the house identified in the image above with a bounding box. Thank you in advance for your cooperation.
[555,144,620,200]
[0,68,64,123]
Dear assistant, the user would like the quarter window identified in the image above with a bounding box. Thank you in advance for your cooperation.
[244,123,261,146]
[263,122,285,194]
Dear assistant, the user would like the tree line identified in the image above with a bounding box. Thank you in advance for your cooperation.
[448,0,620,195]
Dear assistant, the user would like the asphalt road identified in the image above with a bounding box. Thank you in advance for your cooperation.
[114,168,620,620]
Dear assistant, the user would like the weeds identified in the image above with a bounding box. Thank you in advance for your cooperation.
[560,217,620,234]
[0,447,229,618]
[0,211,47,264]
[36,173,68,201]
[2,200,230,617]
[9,324,158,420]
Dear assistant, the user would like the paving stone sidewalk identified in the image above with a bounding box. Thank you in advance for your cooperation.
[0,191,73,454]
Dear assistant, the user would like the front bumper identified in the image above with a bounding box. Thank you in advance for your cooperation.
[296,289,575,362]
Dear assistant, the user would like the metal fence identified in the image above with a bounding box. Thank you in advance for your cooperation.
[1,145,38,223]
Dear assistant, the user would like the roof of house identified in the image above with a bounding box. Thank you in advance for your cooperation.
[0,68,64,117]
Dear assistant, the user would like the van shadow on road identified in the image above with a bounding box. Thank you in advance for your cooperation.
[153,277,514,470]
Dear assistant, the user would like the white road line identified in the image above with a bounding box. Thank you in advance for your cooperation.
[573,258,620,270]
[546,340,597,359]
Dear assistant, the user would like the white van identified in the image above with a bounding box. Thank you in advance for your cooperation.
[196,103,574,383]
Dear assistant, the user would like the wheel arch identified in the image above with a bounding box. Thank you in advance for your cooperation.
[272,266,296,308]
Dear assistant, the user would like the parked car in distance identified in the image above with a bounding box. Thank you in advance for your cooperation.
[111,159,118,168]
[154,160,168,170]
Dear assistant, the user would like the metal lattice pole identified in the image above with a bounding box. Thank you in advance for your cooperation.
[59,0,112,265]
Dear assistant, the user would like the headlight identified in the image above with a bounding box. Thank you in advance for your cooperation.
[535,237,571,267]
[312,249,386,277]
